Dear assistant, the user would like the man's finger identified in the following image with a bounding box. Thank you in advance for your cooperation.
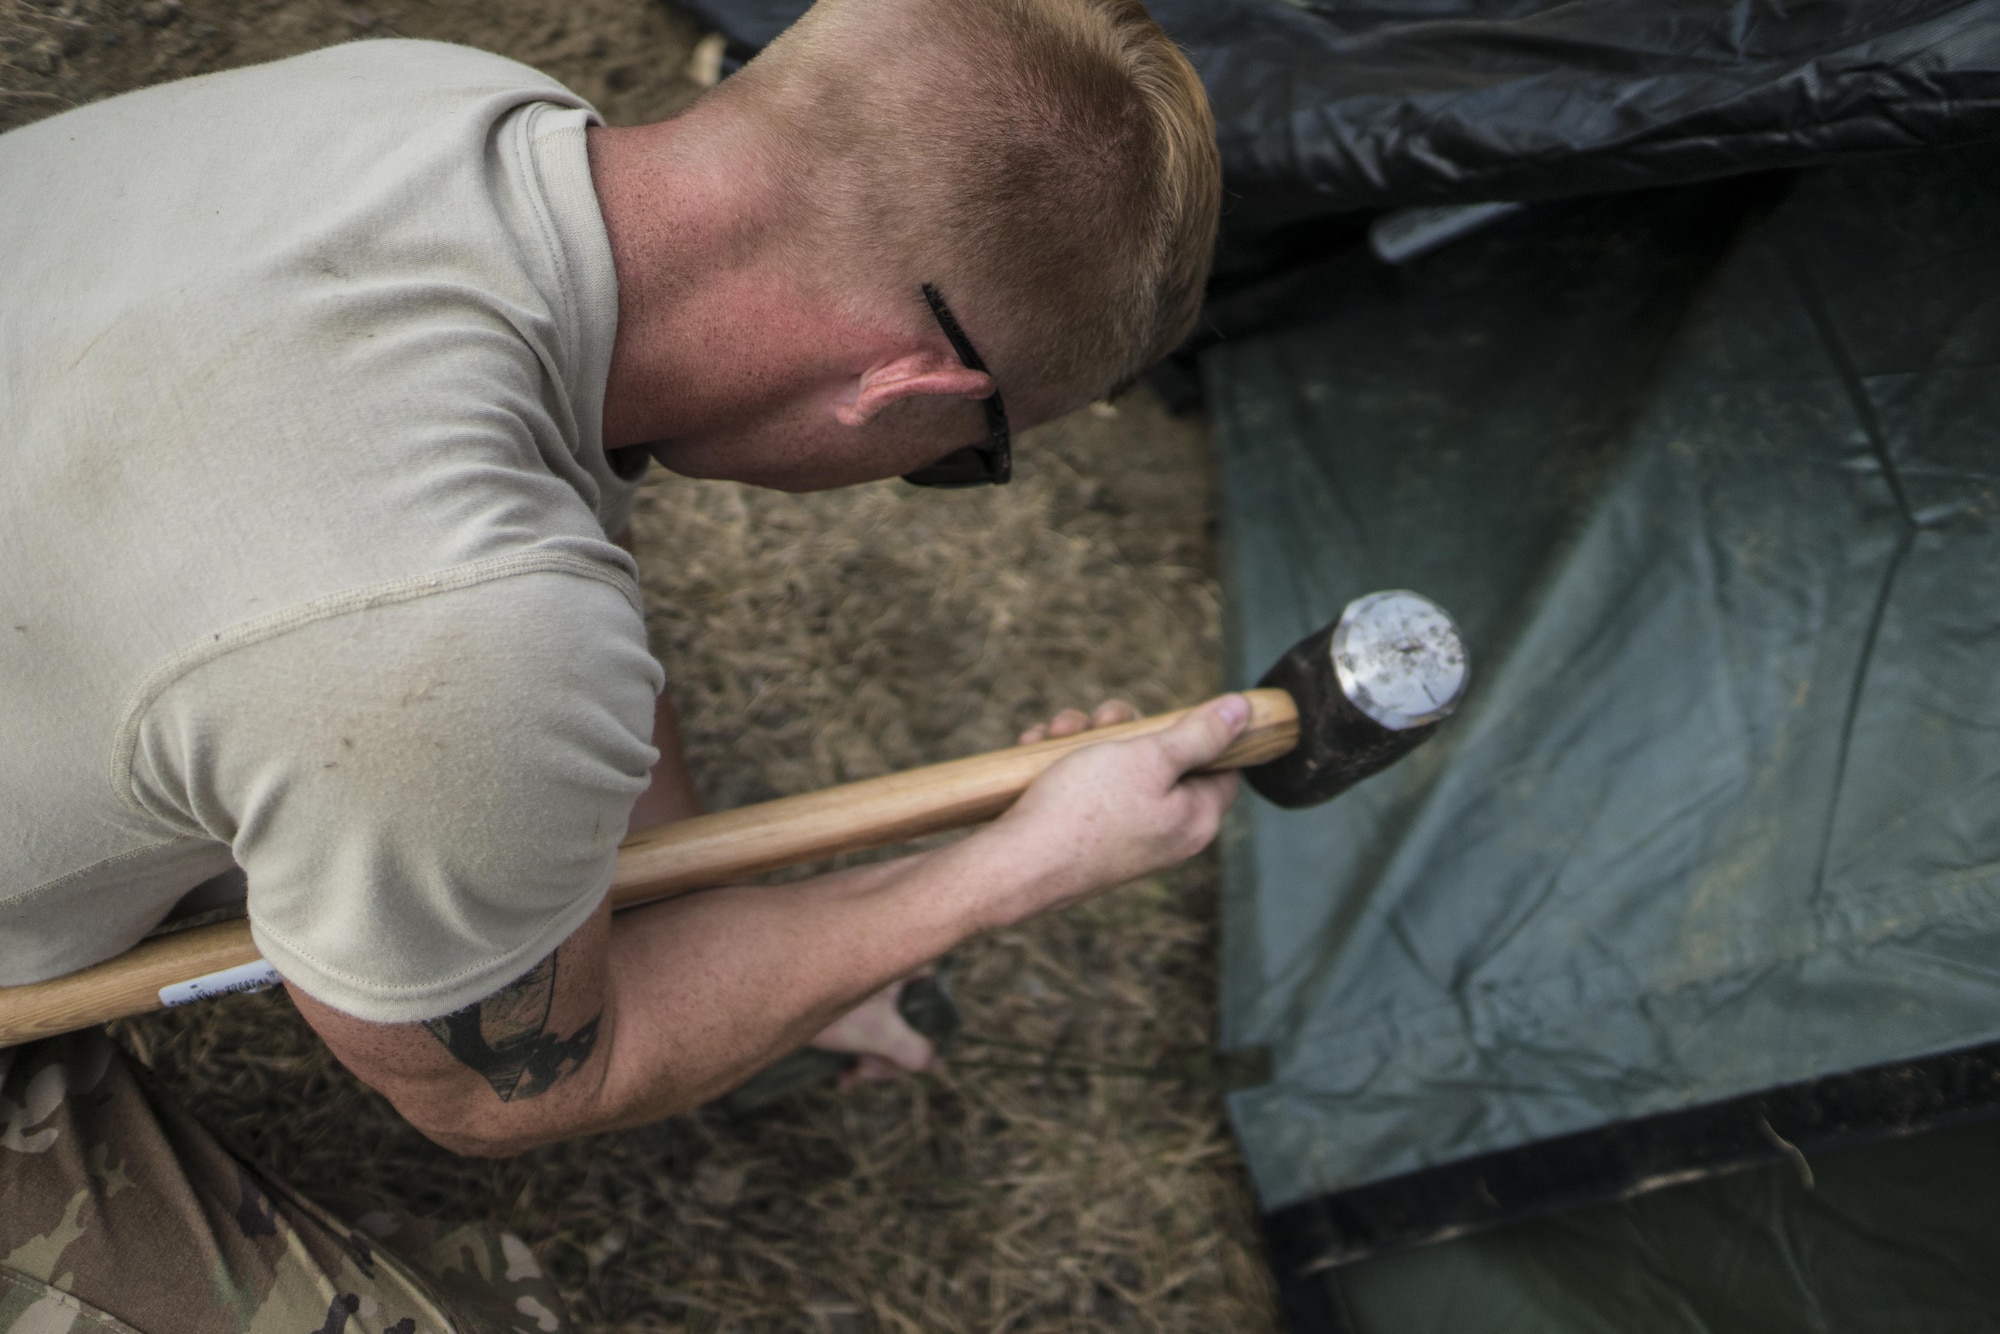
[1157,771,1240,861]
[1152,693,1252,775]
[1092,699,1139,727]
[1046,707,1091,739]
[1181,770,1241,822]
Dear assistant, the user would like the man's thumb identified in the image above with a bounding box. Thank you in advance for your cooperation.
[1154,693,1252,774]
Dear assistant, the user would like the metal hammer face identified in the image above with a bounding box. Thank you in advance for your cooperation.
[1245,590,1469,809]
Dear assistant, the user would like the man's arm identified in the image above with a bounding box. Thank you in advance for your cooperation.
[625,685,704,835]
[286,694,1249,1155]
[608,527,704,837]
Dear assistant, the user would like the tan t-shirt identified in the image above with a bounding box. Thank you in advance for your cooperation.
[0,40,665,1022]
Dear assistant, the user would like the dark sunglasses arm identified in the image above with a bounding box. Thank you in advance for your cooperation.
[903,284,1012,488]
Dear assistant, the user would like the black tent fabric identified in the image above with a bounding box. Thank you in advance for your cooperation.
[1206,140,2000,1306]
[1328,1112,2000,1333]
[677,0,2000,242]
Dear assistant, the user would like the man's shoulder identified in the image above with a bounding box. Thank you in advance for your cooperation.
[246,38,578,103]
[123,548,661,829]
[144,547,651,726]
[1,32,626,571]
[0,39,588,189]
[10,38,576,132]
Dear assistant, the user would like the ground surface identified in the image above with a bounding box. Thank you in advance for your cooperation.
[3,3,1281,1329]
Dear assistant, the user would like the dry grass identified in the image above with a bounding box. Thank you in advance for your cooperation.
[7,1,1281,1327]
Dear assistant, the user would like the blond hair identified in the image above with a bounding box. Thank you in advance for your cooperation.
[721,0,1220,397]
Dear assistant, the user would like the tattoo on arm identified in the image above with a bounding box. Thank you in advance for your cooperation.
[422,953,601,1102]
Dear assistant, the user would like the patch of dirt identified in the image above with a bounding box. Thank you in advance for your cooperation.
[5,2,1281,1327]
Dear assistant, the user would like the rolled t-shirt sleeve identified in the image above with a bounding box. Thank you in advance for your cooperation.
[123,557,664,1023]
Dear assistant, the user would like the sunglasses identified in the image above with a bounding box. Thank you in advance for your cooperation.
[901,283,1012,488]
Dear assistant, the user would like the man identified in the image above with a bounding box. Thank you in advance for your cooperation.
[0,0,1228,1325]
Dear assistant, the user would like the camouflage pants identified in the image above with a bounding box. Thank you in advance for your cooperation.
[0,1030,568,1334]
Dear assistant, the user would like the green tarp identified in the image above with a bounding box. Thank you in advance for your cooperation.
[1209,143,2000,1213]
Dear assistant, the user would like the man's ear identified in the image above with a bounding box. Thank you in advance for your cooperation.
[834,352,993,427]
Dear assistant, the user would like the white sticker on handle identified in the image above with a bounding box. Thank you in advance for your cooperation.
[158,958,282,1007]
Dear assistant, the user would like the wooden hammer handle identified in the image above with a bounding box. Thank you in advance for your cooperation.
[0,689,1297,1046]
[611,687,1297,903]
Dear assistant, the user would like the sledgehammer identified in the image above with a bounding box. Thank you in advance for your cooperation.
[0,591,1467,1045]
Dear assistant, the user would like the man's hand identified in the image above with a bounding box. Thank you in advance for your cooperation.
[974,693,1248,924]
[811,976,939,1086]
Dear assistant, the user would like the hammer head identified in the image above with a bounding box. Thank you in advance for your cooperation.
[1245,590,1468,809]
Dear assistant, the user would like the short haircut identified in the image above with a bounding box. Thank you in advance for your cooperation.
[722,0,1221,398]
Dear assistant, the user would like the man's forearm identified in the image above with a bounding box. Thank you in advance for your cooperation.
[584,830,1034,1133]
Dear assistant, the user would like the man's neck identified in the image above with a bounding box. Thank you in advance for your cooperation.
[588,118,856,455]
[590,119,726,451]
